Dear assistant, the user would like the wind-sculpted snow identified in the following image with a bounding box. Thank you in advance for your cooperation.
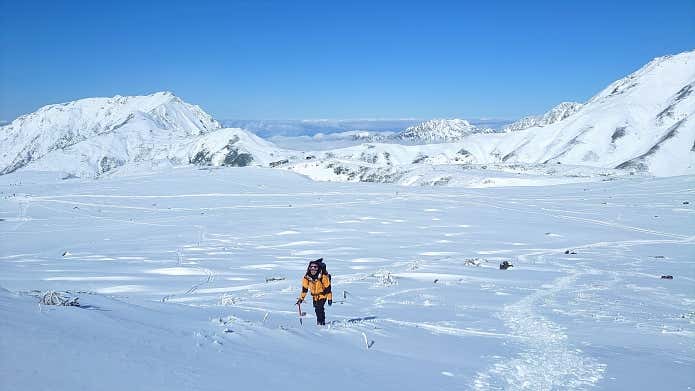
[1,167,693,390]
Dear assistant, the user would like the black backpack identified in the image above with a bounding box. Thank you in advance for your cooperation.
[314,258,331,281]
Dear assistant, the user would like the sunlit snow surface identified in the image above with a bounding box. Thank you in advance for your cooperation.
[1,167,693,390]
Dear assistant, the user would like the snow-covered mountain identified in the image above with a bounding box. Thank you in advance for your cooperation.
[469,50,695,176]
[2,49,693,181]
[396,119,495,143]
[0,92,284,177]
[269,119,498,147]
[0,92,221,174]
[502,102,584,132]
[286,50,695,180]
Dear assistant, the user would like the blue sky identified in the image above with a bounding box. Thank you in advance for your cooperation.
[1,0,693,122]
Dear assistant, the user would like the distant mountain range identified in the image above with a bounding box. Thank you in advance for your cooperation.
[220,118,512,138]
[220,119,420,137]
[1,49,693,181]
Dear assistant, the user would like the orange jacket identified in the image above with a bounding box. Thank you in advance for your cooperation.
[299,273,332,302]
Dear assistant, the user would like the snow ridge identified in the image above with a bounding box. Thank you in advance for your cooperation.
[503,102,584,132]
[397,119,495,143]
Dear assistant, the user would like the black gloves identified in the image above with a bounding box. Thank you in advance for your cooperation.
[328,300,332,306]
[296,298,303,305]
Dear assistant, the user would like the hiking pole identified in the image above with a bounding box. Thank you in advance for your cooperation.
[333,290,351,304]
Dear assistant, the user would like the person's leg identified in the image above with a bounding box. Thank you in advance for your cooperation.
[313,298,326,325]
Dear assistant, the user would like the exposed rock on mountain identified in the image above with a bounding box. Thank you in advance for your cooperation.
[502,102,584,132]
[0,92,283,177]
[396,119,494,143]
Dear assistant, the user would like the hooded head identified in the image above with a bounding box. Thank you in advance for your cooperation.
[306,258,324,277]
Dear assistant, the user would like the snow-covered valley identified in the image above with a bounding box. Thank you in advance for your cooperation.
[1,167,693,390]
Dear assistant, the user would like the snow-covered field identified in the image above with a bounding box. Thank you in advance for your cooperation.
[1,167,693,390]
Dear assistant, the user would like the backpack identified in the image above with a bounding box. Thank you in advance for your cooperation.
[313,258,331,281]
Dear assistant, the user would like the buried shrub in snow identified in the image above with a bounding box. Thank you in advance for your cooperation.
[40,290,80,306]
[219,294,241,306]
[372,270,397,287]
[406,260,422,271]
[463,258,483,267]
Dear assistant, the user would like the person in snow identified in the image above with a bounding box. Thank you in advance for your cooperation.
[296,259,332,325]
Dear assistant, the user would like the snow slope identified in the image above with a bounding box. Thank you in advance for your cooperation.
[0,92,221,175]
[285,140,631,187]
[20,125,286,178]
[0,92,288,177]
[462,51,695,176]
[1,167,693,390]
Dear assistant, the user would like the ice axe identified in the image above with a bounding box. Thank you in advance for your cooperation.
[296,301,306,325]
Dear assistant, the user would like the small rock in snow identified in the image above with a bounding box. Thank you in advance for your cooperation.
[499,260,513,270]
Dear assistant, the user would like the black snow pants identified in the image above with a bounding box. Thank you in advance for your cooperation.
[313,298,326,325]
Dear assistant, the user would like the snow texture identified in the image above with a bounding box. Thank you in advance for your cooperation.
[1,167,693,390]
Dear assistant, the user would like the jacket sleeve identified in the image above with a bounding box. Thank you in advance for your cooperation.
[322,274,332,301]
[300,277,309,301]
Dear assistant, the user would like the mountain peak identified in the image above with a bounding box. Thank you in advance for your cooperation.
[0,92,221,175]
[148,90,178,101]
[397,118,492,143]
[503,102,584,132]
[588,49,695,105]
